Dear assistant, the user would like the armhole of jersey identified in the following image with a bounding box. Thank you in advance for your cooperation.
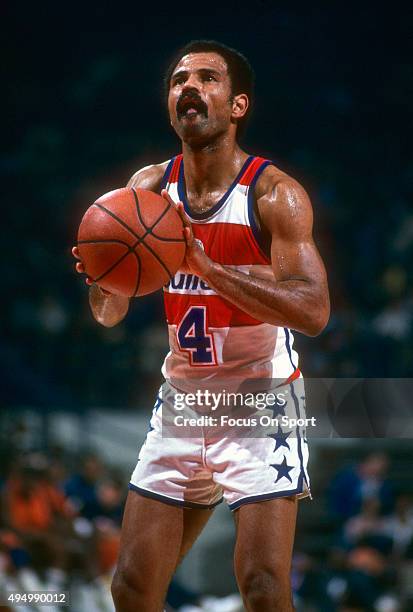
[247,159,273,262]
[159,158,176,192]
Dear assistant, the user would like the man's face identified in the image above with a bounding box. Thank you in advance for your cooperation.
[168,52,235,145]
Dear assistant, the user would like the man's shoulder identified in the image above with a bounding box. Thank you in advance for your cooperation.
[252,158,313,232]
[127,159,171,192]
[254,161,305,203]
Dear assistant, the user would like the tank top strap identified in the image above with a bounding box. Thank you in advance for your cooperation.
[160,154,183,190]
[238,156,272,187]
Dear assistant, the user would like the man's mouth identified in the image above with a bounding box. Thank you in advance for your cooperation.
[177,95,208,119]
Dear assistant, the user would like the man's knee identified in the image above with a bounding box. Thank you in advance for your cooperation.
[111,565,154,609]
[237,565,292,610]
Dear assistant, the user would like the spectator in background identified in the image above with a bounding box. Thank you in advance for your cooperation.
[93,478,125,575]
[328,453,394,520]
[343,498,393,558]
[381,494,413,559]
[95,478,124,526]
[292,552,336,611]
[64,453,104,520]
[342,545,399,611]
[344,499,384,545]
[4,456,74,536]
[2,454,76,590]
[47,453,69,491]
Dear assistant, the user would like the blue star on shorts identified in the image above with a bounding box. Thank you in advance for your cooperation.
[267,400,286,418]
[267,424,291,452]
[270,456,294,483]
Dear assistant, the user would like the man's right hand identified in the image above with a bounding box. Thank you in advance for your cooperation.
[72,246,89,278]
[72,246,111,294]
[72,246,130,326]
[72,161,168,326]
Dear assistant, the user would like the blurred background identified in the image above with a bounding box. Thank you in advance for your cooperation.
[2,2,412,611]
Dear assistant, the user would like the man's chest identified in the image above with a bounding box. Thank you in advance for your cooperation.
[184,189,229,215]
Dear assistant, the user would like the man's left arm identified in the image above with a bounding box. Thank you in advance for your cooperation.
[163,177,330,337]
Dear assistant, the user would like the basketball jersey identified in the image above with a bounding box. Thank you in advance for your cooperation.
[160,154,299,382]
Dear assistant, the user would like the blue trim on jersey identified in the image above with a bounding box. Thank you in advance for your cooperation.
[146,390,163,432]
[284,327,297,371]
[154,395,163,412]
[229,473,305,511]
[128,483,223,510]
[290,381,309,489]
[159,157,175,192]
[246,159,272,260]
[177,155,254,220]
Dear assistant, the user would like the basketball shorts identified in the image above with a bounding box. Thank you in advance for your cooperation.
[129,377,311,511]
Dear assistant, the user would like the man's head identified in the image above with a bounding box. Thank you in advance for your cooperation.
[164,40,254,146]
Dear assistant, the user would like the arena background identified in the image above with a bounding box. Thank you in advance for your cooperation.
[2,3,412,611]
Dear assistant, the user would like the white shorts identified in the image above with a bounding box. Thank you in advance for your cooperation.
[129,377,311,511]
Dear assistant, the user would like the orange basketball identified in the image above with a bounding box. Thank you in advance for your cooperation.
[77,188,186,297]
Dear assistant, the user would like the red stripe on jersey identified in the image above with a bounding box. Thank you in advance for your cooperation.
[192,223,270,265]
[278,368,301,386]
[168,155,182,184]
[239,157,268,186]
[164,293,262,327]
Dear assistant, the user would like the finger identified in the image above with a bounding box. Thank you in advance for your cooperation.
[180,214,193,244]
[72,246,81,260]
[161,190,190,224]
[176,202,192,228]
[161,189,177,208]
[183,227,192,243]
[75,262,85,274]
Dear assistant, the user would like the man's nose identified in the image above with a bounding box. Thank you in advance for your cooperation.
[182,74,200,91]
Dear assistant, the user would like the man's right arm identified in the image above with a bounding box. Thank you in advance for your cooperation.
[73,161,169,327]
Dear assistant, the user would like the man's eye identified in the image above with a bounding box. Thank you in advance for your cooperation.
[173,77,185,86]
[203,75,215,82]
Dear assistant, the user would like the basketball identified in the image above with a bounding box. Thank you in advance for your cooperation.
[77,188,186,297]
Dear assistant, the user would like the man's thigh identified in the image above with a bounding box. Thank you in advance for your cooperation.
[233,496,298,577]
[116,490,213,584]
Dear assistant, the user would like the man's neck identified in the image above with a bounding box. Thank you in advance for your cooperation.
[181,136,248,199]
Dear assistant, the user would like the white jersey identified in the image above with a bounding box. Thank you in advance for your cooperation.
[160,154,300,383]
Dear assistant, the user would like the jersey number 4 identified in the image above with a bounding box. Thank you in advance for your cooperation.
[177,306,217,366]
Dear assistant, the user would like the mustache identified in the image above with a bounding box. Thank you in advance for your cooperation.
[176,90,208,119]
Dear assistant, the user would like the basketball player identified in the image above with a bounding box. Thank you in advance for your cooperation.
[73,40,330,611]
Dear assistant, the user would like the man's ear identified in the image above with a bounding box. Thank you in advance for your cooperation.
[231,94,249,120]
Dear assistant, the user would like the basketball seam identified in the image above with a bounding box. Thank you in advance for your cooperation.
[86,236,172,289]
[94,203,141,240]
[94,248,134,284]
[78,239,132,247]
[79,239,139,293]
[95,200,184,249]
[131,188,183,280]
[132,187,170,233]
[132,251,141,296]
[132,188,185,243]
[146,197,185,241]
[88,192,183,293]
[149,233,186,243]
[140,238,173,279]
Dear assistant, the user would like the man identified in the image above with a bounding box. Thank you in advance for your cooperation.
[73,40,329,611]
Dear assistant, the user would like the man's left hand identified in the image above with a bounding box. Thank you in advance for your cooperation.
[161,189,214,278]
